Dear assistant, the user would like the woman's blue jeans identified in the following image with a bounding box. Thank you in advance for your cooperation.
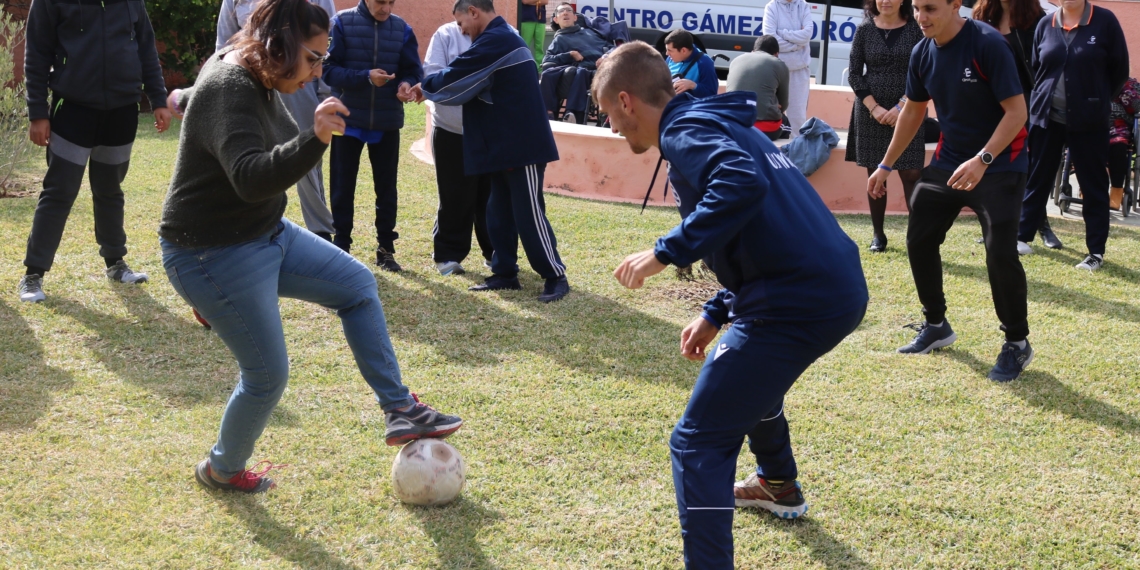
[161,219,413,478]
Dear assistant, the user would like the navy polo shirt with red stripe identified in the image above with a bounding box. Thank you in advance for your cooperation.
[906,19,1028,174]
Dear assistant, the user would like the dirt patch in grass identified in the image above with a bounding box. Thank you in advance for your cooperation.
[651,264,722,310]
[0,171,41,199]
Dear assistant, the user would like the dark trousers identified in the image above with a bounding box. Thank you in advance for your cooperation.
[24,100,137,272]
[540,66,591,121]
[431,128,493,263]
[908,167,1029,341]
[1108,142,1129,188]
[671,307,866,569]
[1019,122,1110,255]
[329,131,400,253]
[486,164,566,280]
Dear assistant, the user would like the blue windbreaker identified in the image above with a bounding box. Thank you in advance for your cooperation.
[654,92,868,324]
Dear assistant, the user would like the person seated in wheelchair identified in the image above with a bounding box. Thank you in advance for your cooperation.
[1108,77,1140,211]
[540,2,613,124]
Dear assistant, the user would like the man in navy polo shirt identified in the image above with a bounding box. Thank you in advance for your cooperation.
[867,0,1033,381]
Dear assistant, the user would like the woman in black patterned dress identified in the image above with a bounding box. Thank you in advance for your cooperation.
[846,0,925,252]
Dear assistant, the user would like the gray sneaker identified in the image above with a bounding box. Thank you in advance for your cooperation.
[436,261,465,276]
[18,275,45,303]
[384,393,463,446]
[106,261,148,284]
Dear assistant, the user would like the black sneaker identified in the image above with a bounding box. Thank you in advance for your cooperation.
[988,340,1033,382]
[537,276,570,303]
[468,275,521,292]
[869,235,887,252]
[1038,221,1063,250]
[194,459,283,493]
[897,320,957,354]
[376,248,402,272]
[18,274,45,303]
[106,260,148,284]
[734,473,808,519]
[384,394,463,446]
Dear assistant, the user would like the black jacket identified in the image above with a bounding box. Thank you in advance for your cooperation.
[24,0,168,120]
[1030,4,1129,131]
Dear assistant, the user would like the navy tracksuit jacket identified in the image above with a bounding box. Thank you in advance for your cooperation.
[654,92,867,569]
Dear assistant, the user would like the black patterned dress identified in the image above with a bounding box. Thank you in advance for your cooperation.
[845,18,926,170]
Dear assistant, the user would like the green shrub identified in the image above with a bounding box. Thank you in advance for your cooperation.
[0,10,29,194]
[147,0,223,86]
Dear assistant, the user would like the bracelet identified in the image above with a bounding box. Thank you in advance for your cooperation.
[877,163,893,172]
[895,104,902,111]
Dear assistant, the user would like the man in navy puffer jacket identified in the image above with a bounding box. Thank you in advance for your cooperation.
[323,0,422,270]
[414,0,570,303]
[600,42,867,569]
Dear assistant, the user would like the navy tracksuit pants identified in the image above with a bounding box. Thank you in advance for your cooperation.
[486,163,566,280]
[671,307,865,569]
[1019,122,1110,256]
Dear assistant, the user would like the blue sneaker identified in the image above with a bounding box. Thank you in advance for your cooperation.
[988,340,1033,382]
[897,320,957,354]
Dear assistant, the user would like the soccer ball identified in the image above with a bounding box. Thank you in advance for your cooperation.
[391,438,466,505]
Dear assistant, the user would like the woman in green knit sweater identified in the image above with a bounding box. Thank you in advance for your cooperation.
[161,0,463,494]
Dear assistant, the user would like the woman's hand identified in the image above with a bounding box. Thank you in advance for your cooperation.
[314,97,349,144]
[881,106,900,127]
[166,89,185,119]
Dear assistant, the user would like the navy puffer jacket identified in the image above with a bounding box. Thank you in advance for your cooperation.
[324,3,422,131]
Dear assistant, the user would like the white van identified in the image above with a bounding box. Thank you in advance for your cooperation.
[573,0,866,86]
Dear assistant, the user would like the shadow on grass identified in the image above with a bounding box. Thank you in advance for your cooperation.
[1030,246,1140,284]
[379,272,693,386]
[0,298,75,430]
[944,349,1140,435]
[743,513,871,570]
[407,496,502,570]
[942,261,1140,324]
[47,286,235,406]
[218,495,363,570]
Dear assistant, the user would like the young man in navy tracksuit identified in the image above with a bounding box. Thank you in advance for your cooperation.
[415,0,570,303]
[598,42,868,569]
[323,0,422,270]
[868,0,1032,381]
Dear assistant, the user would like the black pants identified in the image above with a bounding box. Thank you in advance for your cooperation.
[1019,122,1110,255]
[431,127,493,263]
[1108,142,1130,188]
[907,167,1029,342]
[329,131,400,253]
[24,100,137,272]
[486,164,566,280]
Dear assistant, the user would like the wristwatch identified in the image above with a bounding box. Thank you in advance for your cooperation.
[977,149,994,165]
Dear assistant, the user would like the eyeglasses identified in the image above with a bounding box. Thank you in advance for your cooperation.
[556,6,574,15]
[302,44,326,72]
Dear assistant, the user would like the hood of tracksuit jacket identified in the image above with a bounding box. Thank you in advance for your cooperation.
[24,0,167,120]
[765,0,812,71]
[655,92,868,322]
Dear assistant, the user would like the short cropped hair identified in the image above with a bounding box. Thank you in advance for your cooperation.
[664,29,694,52]
[755,35,779,55]
[592,41,675,108]
[453,0,494,13]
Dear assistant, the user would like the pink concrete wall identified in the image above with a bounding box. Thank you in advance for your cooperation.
[344,0,518,61]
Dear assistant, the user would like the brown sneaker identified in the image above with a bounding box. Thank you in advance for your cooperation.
[1110,187,1124,210]
[733,473,808,519]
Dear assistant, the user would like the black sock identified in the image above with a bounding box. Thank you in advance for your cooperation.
[105,257,123,269]
[25,266,47,277]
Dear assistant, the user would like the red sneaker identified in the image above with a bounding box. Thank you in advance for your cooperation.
[192,308,211,330]
[194,459,284,493]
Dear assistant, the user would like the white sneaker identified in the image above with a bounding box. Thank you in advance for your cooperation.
[435,261,465,276]
[562,112,576,124]
[18,274,45,303]
[1016,241,1032,256]
[105,260,148,284]
[1075,254,1103,271]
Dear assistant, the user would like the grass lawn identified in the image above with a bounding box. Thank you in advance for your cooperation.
[1,103,1138,569]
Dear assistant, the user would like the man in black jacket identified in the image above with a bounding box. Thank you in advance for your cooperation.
[20,0,171,303]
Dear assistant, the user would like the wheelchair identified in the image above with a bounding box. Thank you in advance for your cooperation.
[1053,117,1138,217]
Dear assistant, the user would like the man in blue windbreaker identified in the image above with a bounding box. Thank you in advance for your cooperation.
[597,41,867,569]
[413,0,571,303]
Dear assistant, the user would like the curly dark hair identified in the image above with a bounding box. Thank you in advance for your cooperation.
[863,0,914,22]
[229,0,330,85]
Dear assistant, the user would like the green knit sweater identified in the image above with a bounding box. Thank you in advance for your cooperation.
[160,51,328,247]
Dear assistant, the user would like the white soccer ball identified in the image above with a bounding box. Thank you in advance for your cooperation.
[391,438,466,505]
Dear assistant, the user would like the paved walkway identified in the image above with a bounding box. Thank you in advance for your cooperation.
[1047,175,1140,228]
